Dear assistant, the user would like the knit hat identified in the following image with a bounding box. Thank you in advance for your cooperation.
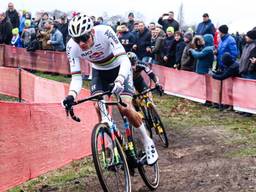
[222,52,234,66]
[166,26,174,33]
[12,28,19,35]
[25,19,31,27]
[218,25,228,34]
[184,31,193,41]
[246,30,256,40]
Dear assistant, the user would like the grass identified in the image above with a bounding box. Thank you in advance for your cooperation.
[8,157,96,192]
[0,94,20,102]
[154,94,256,156]
[7,72,256,191]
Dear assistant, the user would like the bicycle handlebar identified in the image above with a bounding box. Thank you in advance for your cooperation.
[65,88,127,122]
[133,86,163,99]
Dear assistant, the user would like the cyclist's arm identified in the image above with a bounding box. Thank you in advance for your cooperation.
[105,26,131,82]
[66,41,83,98]
[138,62,158,83]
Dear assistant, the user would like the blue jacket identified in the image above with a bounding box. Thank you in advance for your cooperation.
[50,28,65,51]
[192,34,214,74]
[196,19,215,36]
[217,34,238,70]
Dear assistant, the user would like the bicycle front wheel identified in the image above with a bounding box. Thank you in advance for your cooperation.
[91,123,131,192]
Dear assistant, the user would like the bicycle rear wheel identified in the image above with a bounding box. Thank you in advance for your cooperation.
[91,123,131,192]
[148,105,169,148]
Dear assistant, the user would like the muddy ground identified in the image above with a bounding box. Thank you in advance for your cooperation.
[31,113,256,192]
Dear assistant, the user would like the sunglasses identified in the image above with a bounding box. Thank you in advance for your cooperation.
[73,33,91,44]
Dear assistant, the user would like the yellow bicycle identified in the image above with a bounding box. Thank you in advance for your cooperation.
[133,86,169,148]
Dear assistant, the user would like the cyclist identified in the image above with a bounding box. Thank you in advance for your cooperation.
[62,14,158,165]
[127,51,163,94]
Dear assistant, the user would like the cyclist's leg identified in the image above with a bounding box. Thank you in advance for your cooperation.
[119,72,158,165]
[90,68,111,122]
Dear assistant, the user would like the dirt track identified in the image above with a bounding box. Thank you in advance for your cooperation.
[36,120,256,192]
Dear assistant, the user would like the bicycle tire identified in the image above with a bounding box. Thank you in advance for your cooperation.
[91,123,131,192]
[148,105,169,148]
[132,127,160,190]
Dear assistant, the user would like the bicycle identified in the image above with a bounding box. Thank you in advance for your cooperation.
[65,88,160,191]
[133,86,169,148]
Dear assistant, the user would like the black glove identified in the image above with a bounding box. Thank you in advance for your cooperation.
[62,95,75,109]
[155,83,164,96]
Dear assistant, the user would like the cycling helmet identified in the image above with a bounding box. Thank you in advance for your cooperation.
[127,52,138,65]
[68,14,94,37]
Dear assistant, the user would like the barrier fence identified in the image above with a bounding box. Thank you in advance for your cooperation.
[0,67,98,191]
[1,44,256,191]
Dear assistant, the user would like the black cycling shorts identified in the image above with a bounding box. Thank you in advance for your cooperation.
[90,66,135,97]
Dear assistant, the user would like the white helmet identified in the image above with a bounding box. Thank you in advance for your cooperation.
[68,14,94,37]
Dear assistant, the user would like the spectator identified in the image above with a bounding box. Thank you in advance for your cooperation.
[158,11,179,32]
[11,27,22,47]
[174,31,186,67]
[95,16,105,25]
[127,12,135,32]
[38,12,50,31]
[21,19,36,48]
[132,21,152,62]
[148,22,156,31]
[47,22,65,51]
[19,11,31,33]
[239,30,256,79]
[38,20,53,50]
[0,11,13,45]
[196,13,215,36]
[180,32,195,71]
[5,2,19,28]
[191,34,214,74]
[118,22,136,52]
[217,25,238,70]
[209,52,239,80]
[57,16,69,45]
[161,26,176,67]
[150,26,165,64]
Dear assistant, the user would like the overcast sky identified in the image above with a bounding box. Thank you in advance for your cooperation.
[1,0,255,33]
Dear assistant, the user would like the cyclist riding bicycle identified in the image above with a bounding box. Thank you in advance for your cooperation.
[62,14,158,165]
[127,52,163,94]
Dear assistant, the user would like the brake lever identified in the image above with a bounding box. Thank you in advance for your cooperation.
[65,106,80,122]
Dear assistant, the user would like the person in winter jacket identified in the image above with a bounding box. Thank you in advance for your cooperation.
[117,22,136,52]
[208,52,239,80]
[191,34,214,74]
[196,13,215,36]
[21,19,36,48]
[0,12,13,45]
[217,25,238,70]
[174,31,186,67]
[180,32,195,71]
[11,27,22,47]
[132,21,152,61]
[158,11,179,32]
[150,26,165,64]
[239,30,256,79]
[5,2,19,28]
[161,26,176,67]
[47,22,65,51]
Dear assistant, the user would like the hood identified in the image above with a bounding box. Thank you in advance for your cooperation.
[203,34,214,46]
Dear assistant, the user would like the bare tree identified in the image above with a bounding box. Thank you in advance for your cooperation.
[177,2,185,31]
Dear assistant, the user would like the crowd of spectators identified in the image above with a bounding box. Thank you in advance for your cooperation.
[0,2,256,81]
